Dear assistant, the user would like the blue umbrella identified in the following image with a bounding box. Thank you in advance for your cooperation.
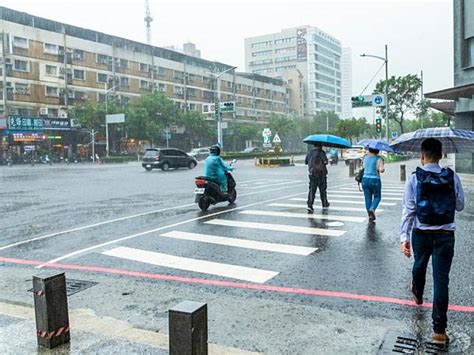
[303,134,352,149]
[357,139,395,153]
[390,127,474,153]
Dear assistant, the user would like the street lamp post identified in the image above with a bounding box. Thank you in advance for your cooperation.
[104,84,118,157]
[361,44,389,140]
[208,66,237,148]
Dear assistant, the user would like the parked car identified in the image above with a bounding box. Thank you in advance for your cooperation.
[242,147,263,153]
[341,145,365,165]
[188,147,210,161]
[142,148,197,171]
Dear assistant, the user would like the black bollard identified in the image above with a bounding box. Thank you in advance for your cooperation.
[349,161,355,177]
[33,273,70,349]
[400,164,406,182]
[169,301,208,355]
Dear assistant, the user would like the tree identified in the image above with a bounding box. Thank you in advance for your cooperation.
[268,115,295,140]
[179,111,214,149]
[373,74,422,134]
[335,117,370,143]
[125,92,180,146]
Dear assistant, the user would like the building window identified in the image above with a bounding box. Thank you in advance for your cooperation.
[140,80,149,89]
[467,37,474,67]
[188,103,197,111]
[174,70,184,79]
[120,59,129,69]
[158,84,166,92]
[73,69,85,80]
[14,59,28,72]
[97,54,108,64]
[46,86,59,97]
[14,82,30,95]
[13,36,28,49]
[139,63,148,72]
[74,91,86,100]
[174,86,184,95]
[120,76,129,86]
[252,50,273,57]
[97,73,108,83]
[186,88,196,97]
[45,64,57,76]
[73,49,84,60]
[157,67,166,76]
[98,93,106,103]
[44,43,59,54]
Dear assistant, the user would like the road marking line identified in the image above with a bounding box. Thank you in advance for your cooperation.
[160,231,317,256]
[289,198,397,206]
[240,210,366,223]
[338,188,403,196]
[35,190,311,268]
[205,219,346,237]
[2,256,473,313]
[102,246,279,284]
[324,194,402,201]
[0,182,308,252]
[239,180,303,190]
[269,203,384,213]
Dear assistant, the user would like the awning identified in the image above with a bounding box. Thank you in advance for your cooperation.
[425,83,474,101]
[428,101,455,115]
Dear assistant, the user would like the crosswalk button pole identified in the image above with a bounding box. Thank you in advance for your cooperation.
[349,161,355,177]
[400,164,406,182]
[169,301,208,355]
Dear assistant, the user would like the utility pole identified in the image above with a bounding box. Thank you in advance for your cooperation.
[420,69,424,129]
[1,31,8,118]
[384,44,389,141]
[62,26,68,108]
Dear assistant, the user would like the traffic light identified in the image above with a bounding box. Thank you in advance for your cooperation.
[351,96,365,102]
[220,101,235,113]
[375,118,382,134]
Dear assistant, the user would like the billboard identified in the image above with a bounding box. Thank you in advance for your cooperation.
[296,28,307,62]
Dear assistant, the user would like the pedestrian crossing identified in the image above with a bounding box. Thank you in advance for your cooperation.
[100,183,405,285]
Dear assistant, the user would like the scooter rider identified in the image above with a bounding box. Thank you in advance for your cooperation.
[204,143,234,192]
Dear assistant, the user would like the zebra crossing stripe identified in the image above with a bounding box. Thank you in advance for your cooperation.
[205,219,346,237]
[240,210,366,223]
[324,194,402,201]
[289,198,397,206]
[269,203,384,213]
[337,188,403,196]
[240,180,303,190]
[161,231,317,256]
[102,246,279,284]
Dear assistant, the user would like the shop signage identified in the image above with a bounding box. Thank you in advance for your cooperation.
[13,133,48,142]
[42,118,71,130]
[8,115,43,130]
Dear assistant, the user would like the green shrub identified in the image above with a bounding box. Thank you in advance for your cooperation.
[103,156,135,164]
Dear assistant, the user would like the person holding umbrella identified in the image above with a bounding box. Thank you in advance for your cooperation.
[392,134,466,345]
[303,134,352,212]
[358,139,394,221]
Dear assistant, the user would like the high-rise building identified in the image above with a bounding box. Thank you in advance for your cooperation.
[341,48,353,119]
[245,26,346,117]
[425,0,474,173]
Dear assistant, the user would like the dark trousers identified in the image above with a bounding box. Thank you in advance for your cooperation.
[411,229,455,333]
[307,174,328,208]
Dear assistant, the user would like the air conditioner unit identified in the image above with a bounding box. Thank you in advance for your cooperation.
[5,58,12,64]
[14,88,29,94]
[39,107,49,116]
[74,53,82,60]
[59,110,68,118]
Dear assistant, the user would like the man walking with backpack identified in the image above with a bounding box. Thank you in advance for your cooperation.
[305,143,330,212]
[400,138,464,345]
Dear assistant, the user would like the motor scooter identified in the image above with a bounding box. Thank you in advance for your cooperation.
[194,159,237,211]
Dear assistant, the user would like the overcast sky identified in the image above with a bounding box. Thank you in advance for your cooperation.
[2,0,453,96]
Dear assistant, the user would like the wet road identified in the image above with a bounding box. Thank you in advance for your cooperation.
[0,159,473,353]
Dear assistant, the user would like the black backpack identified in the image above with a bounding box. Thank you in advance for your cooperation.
[311,150,327,176]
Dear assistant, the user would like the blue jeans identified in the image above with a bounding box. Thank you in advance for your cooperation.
[361,177,381,213]
[411,229,455,333]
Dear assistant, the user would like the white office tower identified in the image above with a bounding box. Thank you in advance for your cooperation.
[341,48,353,119]
[246,26,344,117]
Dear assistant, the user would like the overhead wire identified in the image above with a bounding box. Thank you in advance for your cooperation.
[359,62,386,96]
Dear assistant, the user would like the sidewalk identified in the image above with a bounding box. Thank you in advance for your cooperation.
[0,301,256,355]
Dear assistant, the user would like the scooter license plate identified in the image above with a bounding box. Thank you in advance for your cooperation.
[194,188,205,194]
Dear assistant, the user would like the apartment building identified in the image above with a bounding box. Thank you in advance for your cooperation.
[245,26,351,118]
[0,7,288,124]
[340,48,353,119]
